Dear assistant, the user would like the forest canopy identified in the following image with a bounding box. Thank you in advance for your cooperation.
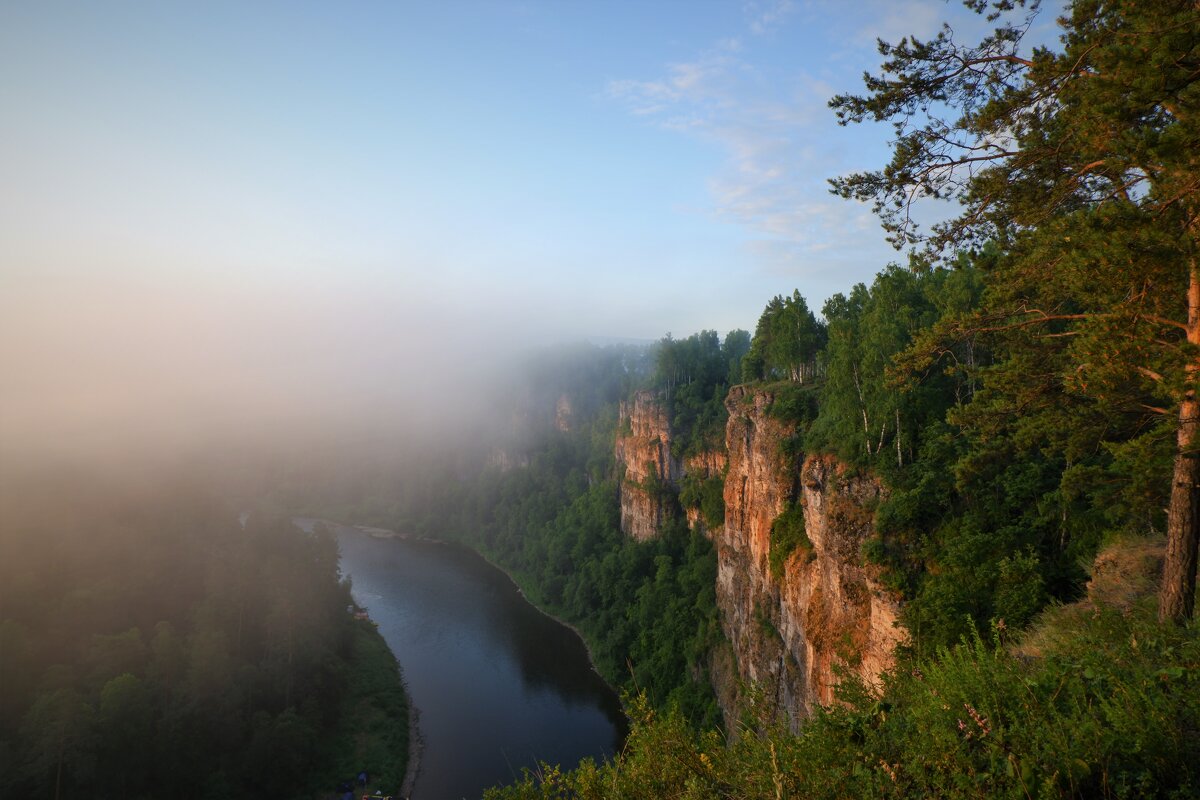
[0,475,408,800]
[830,0,1200,622]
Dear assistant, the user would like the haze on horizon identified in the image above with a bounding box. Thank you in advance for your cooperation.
[0,1,1018,467]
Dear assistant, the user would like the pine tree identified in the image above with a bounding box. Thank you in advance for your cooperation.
[830,0,1200,621]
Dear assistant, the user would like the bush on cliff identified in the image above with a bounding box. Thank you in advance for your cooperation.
[486,573,1200,800]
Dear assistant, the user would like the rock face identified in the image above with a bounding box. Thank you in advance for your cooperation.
[614,390,680,541]
[714,385,905,729]
[684,450,727,538]
[555,393,574,432]
[488,447,529,472]
[790,453,906,707]
[614,390,730,540]
[686,450,727,477]
[609,384,904,724]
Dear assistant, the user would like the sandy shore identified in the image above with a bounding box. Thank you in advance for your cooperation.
[399,697,422,799]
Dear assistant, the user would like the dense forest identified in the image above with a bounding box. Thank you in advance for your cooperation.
[406,1,1200,796]
[340,340,744,727]
[10,1,1198,798]
[0,477,409,800]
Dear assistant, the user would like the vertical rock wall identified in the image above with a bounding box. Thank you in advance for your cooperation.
[554,393,574,432]
[614,390,728,540]
[614,390,680,541]
[716,386,806,720]
[714,385,905,729]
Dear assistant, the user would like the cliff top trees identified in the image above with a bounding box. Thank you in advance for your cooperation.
[831,0,1200,621]
[742,291,827,383]
[812,263,977,467]
[651,330,750,458]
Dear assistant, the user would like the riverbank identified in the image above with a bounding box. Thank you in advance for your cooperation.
[295,518,423,797]
[339,518,623,705]
[311,618,416,797]
[469,545,623,700]
[399,703,421,799]
[322,515,627,797]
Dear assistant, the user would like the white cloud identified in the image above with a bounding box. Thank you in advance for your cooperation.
[744,0,796,35]
[609,42,859,256]
[854,0,944,47]
[606,0,951,297]
[606,39,742,120]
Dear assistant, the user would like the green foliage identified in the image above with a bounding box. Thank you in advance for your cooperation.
[477,477,722,728]
[617,414,633,437]
[678,473,725,530]
[768,503,812,578]
[313,620,411,793]
[722,329,752,385]
[742,290,827,383]
[808,262,975,469]
[831,0,1200,621]
[488,601,1200,800]
[0,485,406,800]
[764,379,821,427]
[992,550,1047,630]
[634,460,672,504]
[652,330,748,460]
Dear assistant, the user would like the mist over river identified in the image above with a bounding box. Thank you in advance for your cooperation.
[302,520,626,800]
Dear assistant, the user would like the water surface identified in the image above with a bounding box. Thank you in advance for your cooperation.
[308,521,625,799]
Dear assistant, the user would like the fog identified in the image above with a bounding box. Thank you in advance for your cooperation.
[0,0,959,487]
[0,0,957,488]
[1,265,608,475]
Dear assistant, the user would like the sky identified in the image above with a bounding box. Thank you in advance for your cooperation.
[0,1,1046,458]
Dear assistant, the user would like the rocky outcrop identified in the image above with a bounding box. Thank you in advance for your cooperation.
[555,394,574,432]
[614,390,731,540]
[714,385,904,730]
[684,450,727,537]
[614,391,680,541]
[788,454,905,707]
[686,451,727,477]
[488,447,528,472]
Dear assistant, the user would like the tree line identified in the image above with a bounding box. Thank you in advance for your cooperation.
[0,478,405,799]
[478,1,1200,795]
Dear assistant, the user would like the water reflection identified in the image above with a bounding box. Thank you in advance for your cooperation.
[311,521,625,800]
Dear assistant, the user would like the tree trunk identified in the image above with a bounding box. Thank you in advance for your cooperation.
[1160,402,1200,622]
[1159,264,1200,622]
[853,363,872,455]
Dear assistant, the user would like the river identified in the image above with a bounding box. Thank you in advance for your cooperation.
[304,520,626,800]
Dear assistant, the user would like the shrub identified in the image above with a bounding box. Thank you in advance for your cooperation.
[768,503,812,578]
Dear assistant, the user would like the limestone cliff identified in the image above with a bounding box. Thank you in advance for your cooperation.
[714,385,905,729]
[614,391,680,541]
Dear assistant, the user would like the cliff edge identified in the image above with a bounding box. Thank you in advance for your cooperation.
[714,385,905,729]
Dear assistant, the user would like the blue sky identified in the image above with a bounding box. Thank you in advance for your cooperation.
[0,1,1049,451]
